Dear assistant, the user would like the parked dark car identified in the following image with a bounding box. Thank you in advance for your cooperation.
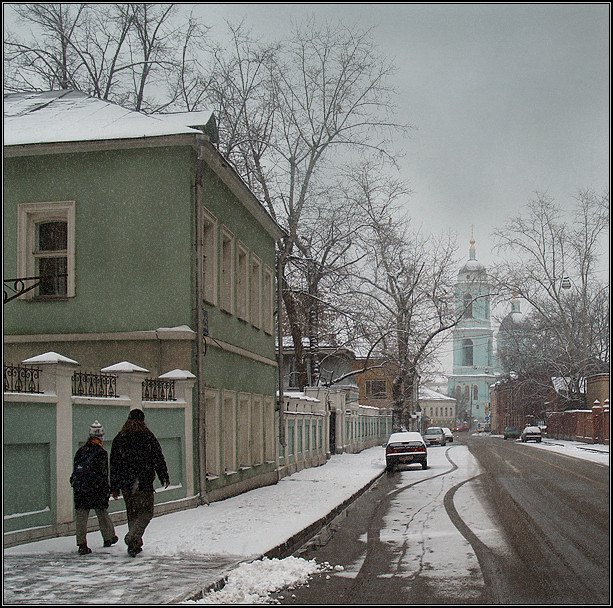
[423,426,447,446]
[520,425,542,443]
[503,426,520,440]
[385,432,428,471]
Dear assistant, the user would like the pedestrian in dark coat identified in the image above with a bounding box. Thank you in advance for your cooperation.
[70,421,118,555]
[110,408,170,557]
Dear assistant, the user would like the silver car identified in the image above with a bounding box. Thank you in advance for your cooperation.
[520,425,542,443]
[423,426,447,446]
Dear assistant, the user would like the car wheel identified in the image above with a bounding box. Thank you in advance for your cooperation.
[422,463,428,470]
[537,438,542,443]
[385,463,395,473]
[504,436,507,440]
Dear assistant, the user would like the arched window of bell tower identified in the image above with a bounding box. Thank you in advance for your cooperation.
[473,385,479,400]
[463,293,473,318]
[462,338,474,366]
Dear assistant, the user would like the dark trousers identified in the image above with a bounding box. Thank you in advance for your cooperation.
[123,489,154,548]
[75,507,115,546]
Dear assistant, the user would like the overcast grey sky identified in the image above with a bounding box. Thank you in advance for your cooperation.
[4,3,608,267]
[190,2,609,267]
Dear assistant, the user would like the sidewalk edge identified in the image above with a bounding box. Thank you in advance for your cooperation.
[170,469,385,604]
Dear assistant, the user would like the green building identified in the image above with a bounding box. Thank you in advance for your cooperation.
[3,90,284,541]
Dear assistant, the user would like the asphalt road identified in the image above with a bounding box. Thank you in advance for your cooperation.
[276,434,610,605]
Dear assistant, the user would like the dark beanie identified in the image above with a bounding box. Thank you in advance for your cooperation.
[128,408,145,421]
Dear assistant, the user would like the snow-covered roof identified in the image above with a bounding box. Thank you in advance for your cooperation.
[3,90,213,146]
[551,377,586,394]
[418,386,455,402]
[280,391,321,403]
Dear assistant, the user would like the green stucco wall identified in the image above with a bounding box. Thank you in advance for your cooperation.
[3,146,196,335]
[4,402,57,532]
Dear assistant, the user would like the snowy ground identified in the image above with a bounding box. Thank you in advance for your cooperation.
[4,437,608,605]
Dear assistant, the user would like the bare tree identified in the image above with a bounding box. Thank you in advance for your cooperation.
[492,189,609,407]
[3,3,211,112]
[347,165,459,430]
[206,21,410,389]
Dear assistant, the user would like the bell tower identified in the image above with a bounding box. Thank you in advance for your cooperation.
[447,236,498,429]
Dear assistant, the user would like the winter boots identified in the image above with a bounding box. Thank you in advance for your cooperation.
[103,535,119,547]
[78,544,92,555]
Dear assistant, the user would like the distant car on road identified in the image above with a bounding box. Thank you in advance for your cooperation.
[442,427,454,442]
[423,426,447,446]
[385,431,428,471]
[503,426,520,440]
[477,422,491,433]
[520,426,542,443]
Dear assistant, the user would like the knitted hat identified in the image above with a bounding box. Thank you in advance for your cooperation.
[89,420,105,438]
[128,408,145,421]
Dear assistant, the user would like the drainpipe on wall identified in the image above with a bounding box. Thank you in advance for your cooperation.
[277,250,286,454]
[195,142,209,505]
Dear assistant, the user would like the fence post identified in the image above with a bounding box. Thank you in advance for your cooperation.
[159,369,196,497]
[592,399,603,444]
[100,361,149,410]
[21,352,80,526]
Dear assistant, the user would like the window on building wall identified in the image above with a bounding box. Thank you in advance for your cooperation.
[236,242,249,320]
[205,389,221,477]
[250,255,261,328]
[365,380,387,398]
[238,394,251,468]
[17,201,76,299]
[464,385,470,401]
[202,209,218,305]
[488,339,493,367]
[223,391,237,473]
[473,385,479,400]
[262,265,274,335]
[462,338,474,366]
[463,293,473,318]
[455,386,462,402]
[220,228,234,313]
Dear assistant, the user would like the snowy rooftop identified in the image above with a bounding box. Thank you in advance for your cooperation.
[418,386,455,402]
[3,90,214,146]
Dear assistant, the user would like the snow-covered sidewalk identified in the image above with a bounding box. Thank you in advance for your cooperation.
[4,439,608,604]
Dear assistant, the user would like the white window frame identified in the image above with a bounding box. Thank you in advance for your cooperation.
[202,209,218,305]
[236,242,249,321]
[222,390,237,474]
[250,254,262,328]
[262,265,274,335]
[220,226,235,314]
[205,388,221,477]
[17,201,76,300]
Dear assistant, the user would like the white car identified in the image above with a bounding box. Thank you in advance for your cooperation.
[442,427,454,442]
[520,426,542,443]
[385,431,428,471]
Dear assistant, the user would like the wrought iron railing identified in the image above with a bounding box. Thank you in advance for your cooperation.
[4,364,42,393]
[142,378,176,401]
[72,371,119,398]
[4,274,68,304]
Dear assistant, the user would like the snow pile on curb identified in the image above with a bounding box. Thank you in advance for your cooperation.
[186,556,327,604]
